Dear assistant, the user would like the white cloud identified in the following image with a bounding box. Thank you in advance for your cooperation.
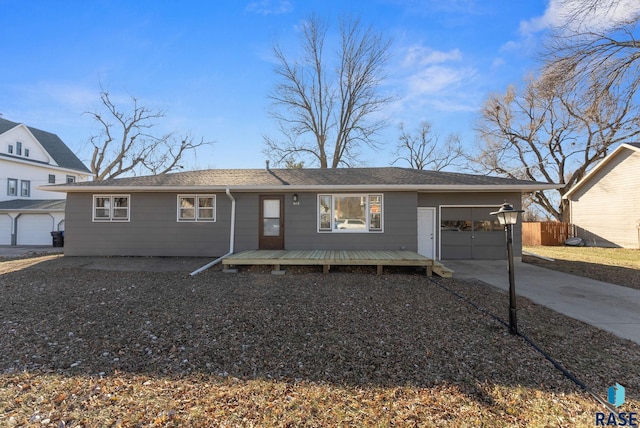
[408,65,475,95]
[491,57,506,69]
[389,43,479,115]
[520,0,640,35]
[402,46,462,67]
[245,0,293,15]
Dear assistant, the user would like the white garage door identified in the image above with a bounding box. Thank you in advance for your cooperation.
[17,214,54,245]
[0,215,12,245]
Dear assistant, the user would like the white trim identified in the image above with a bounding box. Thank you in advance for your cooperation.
[176,194,216,222]
[563,143,640,199]
[317,193,384,233]
[92,194,131,222]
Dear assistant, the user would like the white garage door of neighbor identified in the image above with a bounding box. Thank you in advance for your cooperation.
[0,215,12,245]
[17,214,54,245]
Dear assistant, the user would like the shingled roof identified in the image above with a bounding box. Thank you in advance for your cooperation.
[0,117,90,173]
[47,167,558,192]
[0,199,66,211]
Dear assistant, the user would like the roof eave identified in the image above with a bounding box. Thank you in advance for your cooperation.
[0,208,65,214]
[44,183,560,193]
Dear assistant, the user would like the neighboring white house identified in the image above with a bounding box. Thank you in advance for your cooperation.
[564,143,640,249]
[0,117,91,246]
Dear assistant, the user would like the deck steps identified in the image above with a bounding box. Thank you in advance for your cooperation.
[432,261,454,278]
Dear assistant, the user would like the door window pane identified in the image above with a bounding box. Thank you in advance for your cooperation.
[263,219,280,236]
[263,200,280,218]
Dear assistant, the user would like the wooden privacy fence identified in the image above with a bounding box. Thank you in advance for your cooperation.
[522,222,570,246]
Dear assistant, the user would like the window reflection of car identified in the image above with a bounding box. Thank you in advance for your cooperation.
[338,219,366,229]
[441,225,461,231]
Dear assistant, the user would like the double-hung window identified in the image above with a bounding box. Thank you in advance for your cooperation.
[7,178,17,196]
[318,194,383,233]
[93,195,130,221]
[20,180,30,197]
[177,195,215,222]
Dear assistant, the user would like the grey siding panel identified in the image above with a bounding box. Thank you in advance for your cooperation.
[570,150,640,248]
[285,192,418,251]
[233,193,259,251]
[418,192,523,259]
[64,192,232,256]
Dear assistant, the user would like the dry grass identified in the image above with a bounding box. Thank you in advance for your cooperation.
[1,256,639,427]
[523,245,640,290]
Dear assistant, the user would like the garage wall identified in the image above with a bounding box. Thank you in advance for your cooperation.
[0,214,12,245]
[418,192,524,260]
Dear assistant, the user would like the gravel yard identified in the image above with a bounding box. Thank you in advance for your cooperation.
[1,256,639,426]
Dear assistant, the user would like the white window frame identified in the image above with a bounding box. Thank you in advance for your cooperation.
[7,178,17,196]
[48,174,56,184]
[20,180,30,197]
[8,144,13,154]
[177,195,216,222]
[317,193,384,233]
[66,175,76,184]
[16,142,22,156]
[92,195,130,222]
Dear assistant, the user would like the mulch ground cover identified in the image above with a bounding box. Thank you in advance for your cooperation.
[1,258,638,426]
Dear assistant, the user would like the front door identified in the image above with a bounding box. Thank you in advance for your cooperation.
[417,207,435,259]
[259,195,285,250]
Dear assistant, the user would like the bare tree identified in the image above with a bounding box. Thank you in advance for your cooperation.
[473,74,640,221]
[264,14,393,168]
[543,0,640,99]
[391,121,464,171]
[86,91,213,181]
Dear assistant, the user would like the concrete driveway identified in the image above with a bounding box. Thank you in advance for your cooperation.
[445,260,640,346]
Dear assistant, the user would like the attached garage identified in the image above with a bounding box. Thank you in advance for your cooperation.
[17,214,55,245]
[0,214,12,245]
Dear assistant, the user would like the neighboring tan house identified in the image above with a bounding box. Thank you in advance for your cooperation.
[0,118,92,246]
[564,143,640,248]
[46,166,558,260]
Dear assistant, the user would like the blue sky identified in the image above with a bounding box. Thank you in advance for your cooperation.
[0,0,576,171]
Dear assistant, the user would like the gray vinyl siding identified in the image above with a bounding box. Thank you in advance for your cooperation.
[64,189,528,258]
[64,192,232,257]
[284,191,418,251]
[233,193,259,251]
[569,149,640,248]
[418,192,523,259]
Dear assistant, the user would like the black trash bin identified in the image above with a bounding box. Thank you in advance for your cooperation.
[51,231,64,247]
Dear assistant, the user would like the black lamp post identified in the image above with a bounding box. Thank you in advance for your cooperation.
[490,202,525,335]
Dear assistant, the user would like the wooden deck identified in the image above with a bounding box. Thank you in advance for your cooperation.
[221,249,436,276]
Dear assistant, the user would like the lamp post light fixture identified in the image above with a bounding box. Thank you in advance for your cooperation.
[490,202,525,335]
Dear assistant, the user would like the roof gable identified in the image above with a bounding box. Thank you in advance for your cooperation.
[0,117,90,173]
[564,143,640,199]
